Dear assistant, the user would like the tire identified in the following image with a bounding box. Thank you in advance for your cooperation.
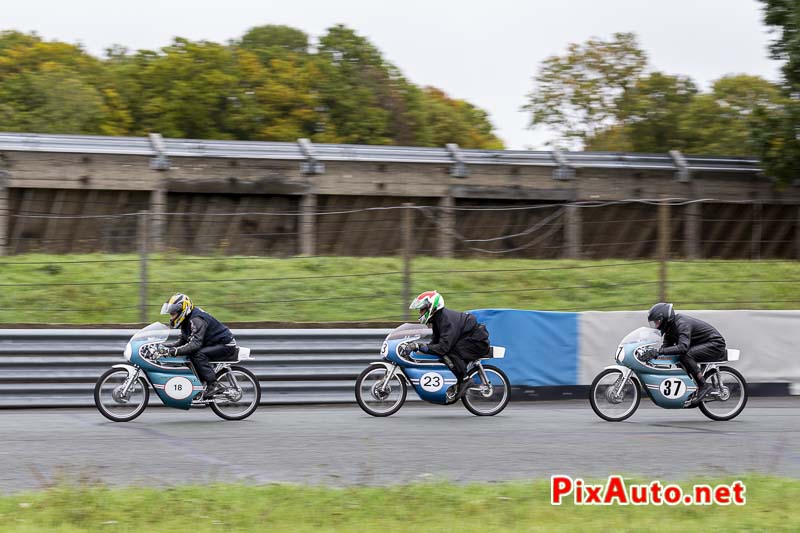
[589,368,641,422]
[210,366,261,421]
[355,364,407,417]
[461,365,510,416]
[94,368,150,423]
[699,366,748,421]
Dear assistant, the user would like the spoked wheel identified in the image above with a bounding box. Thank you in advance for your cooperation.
[462,365,510,416]
[590,369,641,422]
[698,366,748,421]
[355,364,407,417]
[210,366,261,421]
[94,368,150,422]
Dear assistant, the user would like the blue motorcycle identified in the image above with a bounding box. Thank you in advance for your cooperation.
[93,322,261,422]
[590,327,748,422]
[355,323,510,416]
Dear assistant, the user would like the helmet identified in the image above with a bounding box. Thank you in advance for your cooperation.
[160,293,193,328]
[647,302,674,332]
[409,290,445,325]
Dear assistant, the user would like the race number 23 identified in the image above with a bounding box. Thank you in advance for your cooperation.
[659,378,683,398]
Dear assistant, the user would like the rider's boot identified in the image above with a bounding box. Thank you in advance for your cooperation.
[204,380,225,398]
[693,381,714,404]
[446,376,473,402]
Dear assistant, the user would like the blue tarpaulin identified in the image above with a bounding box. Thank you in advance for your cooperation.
[469,309,579,386]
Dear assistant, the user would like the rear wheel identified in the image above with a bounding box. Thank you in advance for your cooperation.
[699,366,748,421]
[94,368,150,422]
[590,368,641,422]
[210,366,261,421]
[461,366,510,416]
[355,364,407,417]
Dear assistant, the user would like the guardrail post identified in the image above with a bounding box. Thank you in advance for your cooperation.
[0,172,8,256]
[138,210,149,323]
[402,203,414,320]
[299,193,317,256]
[658,199,670,301]
[564,204,582,259]
[437,195,454,258]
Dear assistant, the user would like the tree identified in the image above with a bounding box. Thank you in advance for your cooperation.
[238,25,309,65]
[523,32,647,148]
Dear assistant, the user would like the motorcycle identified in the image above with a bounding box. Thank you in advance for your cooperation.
[355,323,510,416]
[94,322,261,422]
[590,326,748,422]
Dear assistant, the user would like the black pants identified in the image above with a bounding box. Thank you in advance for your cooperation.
[191,344,236,383]
[442,354,467,382]
[679,341,726,384]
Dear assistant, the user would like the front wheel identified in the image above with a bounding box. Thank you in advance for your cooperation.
[462,365,510,416]
[590,368,641,422]
[210,366,261,421]
[355,364,407,417]
[698,366,748,421]
[94,368,150,422]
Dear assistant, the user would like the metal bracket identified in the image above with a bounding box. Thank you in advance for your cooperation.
[446,143,469,178]
[298,138,325,175]
[148,133,170,171]
[551,149,575,180]
[669,150,690,183]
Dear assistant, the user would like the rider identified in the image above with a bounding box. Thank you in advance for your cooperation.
[402,290,490,400]
[160,293,236,397]
[646,302,726,404]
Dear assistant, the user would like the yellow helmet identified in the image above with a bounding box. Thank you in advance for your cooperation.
[160,293,193,328]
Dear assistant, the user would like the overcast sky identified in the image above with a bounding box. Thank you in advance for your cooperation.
[3,0,783,149]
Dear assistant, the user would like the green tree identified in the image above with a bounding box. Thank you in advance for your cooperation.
[238,25,309,65]
[523,32,647,148]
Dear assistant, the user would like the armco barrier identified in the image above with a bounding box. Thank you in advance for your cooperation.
[1,310,797,408]
[0,329,390,408]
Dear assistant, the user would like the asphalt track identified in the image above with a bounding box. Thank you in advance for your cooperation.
[0,398,797,493]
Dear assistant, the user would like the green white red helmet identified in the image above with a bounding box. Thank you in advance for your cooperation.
[409,290,445,325]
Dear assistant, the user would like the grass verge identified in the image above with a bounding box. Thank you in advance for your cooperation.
[0,476,797,532]
[0,254,798,324]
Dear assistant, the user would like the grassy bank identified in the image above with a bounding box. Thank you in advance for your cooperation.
[0,254,798,324]
[0,477,797,532]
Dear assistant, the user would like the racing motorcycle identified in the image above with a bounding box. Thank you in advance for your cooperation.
[590,326,747,422]
[94,322,261,422]
[355,323,510,416]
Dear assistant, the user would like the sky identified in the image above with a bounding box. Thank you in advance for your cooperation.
[2,0,784,149]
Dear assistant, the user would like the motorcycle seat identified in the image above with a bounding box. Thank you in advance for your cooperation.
[480,346,505,359]
[209,346,251,363]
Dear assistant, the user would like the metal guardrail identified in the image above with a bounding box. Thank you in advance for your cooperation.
[0,329,392,408]
[0,132,762,174]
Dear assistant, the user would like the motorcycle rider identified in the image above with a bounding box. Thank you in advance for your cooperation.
[159,293,236,397]
[646,302,726,404]
[401,290,490,401]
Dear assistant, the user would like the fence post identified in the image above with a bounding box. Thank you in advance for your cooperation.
[299,193,317,256]
[149,185,166,253]
[138,210,149,324]
[0,175,7,256]
[402,203,414,321]
[564,204,582,259]
[751,203,762,260]
[683,200,700,260]
[658,199,670,301]
[437,195,454,258]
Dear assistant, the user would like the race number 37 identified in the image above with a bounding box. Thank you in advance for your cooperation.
[659,378,684,398]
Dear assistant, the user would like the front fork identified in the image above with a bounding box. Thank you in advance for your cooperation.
[117,367,141,401]
[611,367,633,398]
[377,364,400,392]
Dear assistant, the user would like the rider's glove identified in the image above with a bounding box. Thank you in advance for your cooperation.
[416,344,428,353]
[400,342,419,356]
[639,346,658,362]
[158,345,177,357]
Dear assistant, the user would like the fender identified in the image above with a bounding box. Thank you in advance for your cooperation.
[369,361,410,385]
[112,364,152,387]
[602,364,643,389]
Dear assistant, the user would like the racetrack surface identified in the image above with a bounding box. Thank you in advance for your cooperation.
[1,398,797,492]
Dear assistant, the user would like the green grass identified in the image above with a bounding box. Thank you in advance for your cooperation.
[0,477,797,532]
[0,254,799,324]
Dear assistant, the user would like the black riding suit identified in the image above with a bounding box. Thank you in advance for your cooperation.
[421,308,490,381]
[659,314,726,385]
[166,308,236,384]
